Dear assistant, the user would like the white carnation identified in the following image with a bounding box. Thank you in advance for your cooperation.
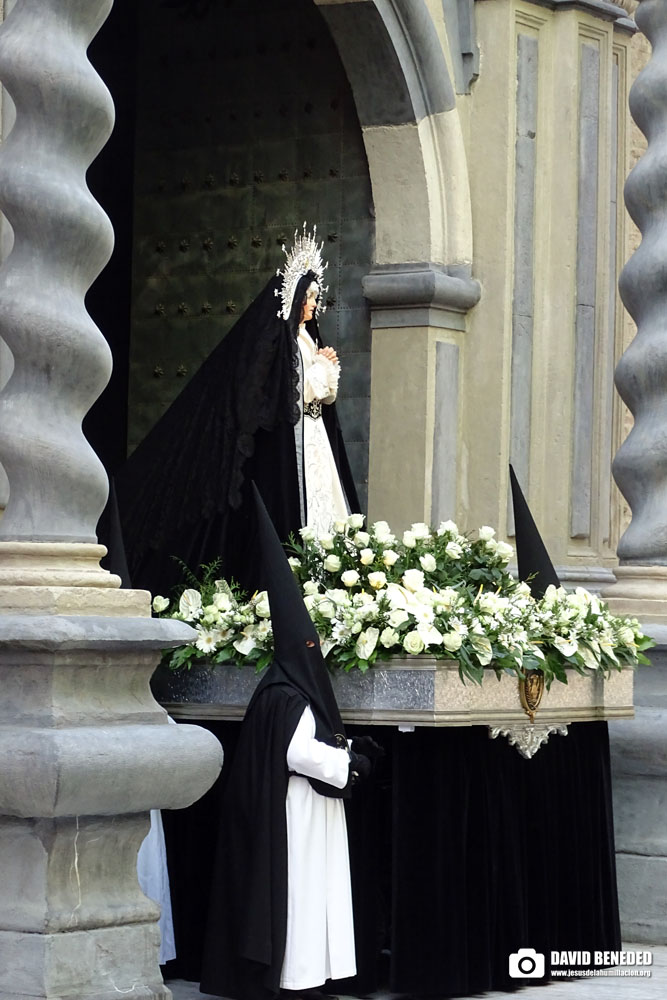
[380,626,400,648]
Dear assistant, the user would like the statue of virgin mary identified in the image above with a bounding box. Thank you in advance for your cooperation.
[115,226,360,596]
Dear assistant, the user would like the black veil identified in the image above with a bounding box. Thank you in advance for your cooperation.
[114,271,359,596]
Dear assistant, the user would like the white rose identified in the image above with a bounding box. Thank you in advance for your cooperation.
[353,530,371,548]
[347,513,365,530]
[372,520,392,541]
[318,533,334,550]
[402,568,425,593]
[382,549,399,567]
[403,630,425,655]
[442,631,463,652]
[303,580,319,596]
[402,530,417,548]
[299,525,315,542]
[478,525,496,542]
[495,540,514,561]
[419,553,437,573]
[288,556,301,571]
[368,571,387,590]
[445,540,463,560]
[341,569,360,587]
[255,592,271,618]
[389,608,410,627]
[152,595,169,613]
[326,588,349,605]
[410,522,431,539]
[324,554,342,573]
[179,588,202,621]
[437,519,459,535]
[359,548,374,566]
[356,626,380,660]
[333,519,348,533]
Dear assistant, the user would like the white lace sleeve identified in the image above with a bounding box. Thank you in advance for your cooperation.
[303,355,340,405]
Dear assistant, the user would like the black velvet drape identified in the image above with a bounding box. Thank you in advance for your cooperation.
[161,720,620,997]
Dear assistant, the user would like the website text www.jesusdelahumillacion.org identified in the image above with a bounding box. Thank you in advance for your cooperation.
[508,948,653,979]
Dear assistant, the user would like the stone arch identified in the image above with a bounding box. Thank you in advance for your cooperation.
[314,0,474,271]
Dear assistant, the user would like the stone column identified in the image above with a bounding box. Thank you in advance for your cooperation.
[604,0,667,620]
[602,0,667,946]
[0,3,223,999]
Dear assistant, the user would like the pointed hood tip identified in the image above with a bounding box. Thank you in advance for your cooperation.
[508,465,560,598]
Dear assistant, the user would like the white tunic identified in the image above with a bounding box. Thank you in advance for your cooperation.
[281,705,357,989]
[298,327,349,535]
[137,809,176,964]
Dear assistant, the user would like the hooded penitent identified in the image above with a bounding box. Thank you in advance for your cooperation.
[509,464,560,597]
[200,486,352,1000]
[114,243,359,598]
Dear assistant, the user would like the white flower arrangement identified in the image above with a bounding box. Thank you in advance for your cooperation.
[155,516,654,686]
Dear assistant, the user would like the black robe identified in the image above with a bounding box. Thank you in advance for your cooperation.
[200,682,306,1000]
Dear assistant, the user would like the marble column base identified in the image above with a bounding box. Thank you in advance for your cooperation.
[602,565,667,622]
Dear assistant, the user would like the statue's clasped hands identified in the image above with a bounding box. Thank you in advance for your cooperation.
[318,346,339,365]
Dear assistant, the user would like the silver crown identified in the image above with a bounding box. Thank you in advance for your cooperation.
[275,222,328,320]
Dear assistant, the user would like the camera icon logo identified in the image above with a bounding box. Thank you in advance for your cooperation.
[509,948,545,979]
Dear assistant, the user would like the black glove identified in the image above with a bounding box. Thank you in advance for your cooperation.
[351,734,385,764]
[348,751,371,783]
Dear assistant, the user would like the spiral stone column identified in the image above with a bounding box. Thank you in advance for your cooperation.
[604,0,667,621]
[602,0,667,946]
[0,3,224,998]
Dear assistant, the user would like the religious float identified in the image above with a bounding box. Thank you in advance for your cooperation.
[151,514,649,996]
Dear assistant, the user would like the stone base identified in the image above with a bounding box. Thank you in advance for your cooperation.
[0,923,170,1000]
[602,565,667,623]
[614,854,667,945]
[0,542,151,616]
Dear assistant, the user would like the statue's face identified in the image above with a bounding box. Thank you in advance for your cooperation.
[301,281,319,323]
